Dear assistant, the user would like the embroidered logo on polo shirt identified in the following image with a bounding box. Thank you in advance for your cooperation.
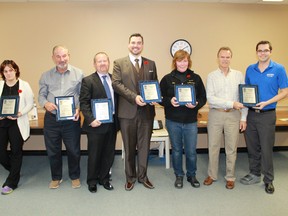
[267,74,274,78]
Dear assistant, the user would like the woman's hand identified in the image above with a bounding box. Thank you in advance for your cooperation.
[185,102,198,109]
[171,97,179,107]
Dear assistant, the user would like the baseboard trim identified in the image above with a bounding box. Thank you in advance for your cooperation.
[22,146,288,156]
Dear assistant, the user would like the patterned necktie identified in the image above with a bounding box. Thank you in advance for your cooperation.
[135,59,140,73]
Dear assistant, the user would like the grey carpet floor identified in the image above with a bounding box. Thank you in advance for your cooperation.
[1,151,288,216]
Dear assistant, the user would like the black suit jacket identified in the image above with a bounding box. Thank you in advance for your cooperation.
[80,72,119,133]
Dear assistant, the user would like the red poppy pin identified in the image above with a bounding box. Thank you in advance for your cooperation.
[18,89,22,93]
[144,61,149,65]
[186,74,191,79]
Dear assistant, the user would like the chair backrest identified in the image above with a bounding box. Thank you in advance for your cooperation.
[153,120,163,130]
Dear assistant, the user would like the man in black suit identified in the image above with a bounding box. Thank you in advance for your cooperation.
[112,33,158,191]
[80,52,118,193]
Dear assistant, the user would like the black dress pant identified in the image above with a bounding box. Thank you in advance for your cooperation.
[0,121,23,189]
[86,123,116,185]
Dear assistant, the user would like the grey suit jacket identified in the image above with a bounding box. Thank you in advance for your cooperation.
[112,56,158,120]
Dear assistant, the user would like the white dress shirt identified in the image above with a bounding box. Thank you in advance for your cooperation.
[98,72,115,113]
[129,53,142,67]
[206,68,248,121]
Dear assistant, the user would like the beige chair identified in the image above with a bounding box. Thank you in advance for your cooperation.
[121,124,171,169]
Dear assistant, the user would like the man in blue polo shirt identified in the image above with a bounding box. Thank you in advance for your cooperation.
[240,41,288,194]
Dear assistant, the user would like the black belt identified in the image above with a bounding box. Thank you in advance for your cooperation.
[249,108,275,113]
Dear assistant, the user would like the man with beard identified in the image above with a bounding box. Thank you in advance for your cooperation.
[38,45,84,189]
[112,33,158,191]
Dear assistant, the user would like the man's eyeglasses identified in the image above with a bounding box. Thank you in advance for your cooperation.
[257,49,270,53]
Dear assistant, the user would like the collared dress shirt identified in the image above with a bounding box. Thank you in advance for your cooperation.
[98,72,115,114]
[38,64,84,114]
[206,68,247,121]
[129,53,142,68]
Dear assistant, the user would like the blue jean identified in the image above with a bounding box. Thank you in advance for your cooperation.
[166,119,198,177]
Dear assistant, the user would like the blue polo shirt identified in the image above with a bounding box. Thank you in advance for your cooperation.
[245,60,288,110]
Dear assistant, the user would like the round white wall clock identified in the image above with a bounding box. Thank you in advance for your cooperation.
[170,39,192,57]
